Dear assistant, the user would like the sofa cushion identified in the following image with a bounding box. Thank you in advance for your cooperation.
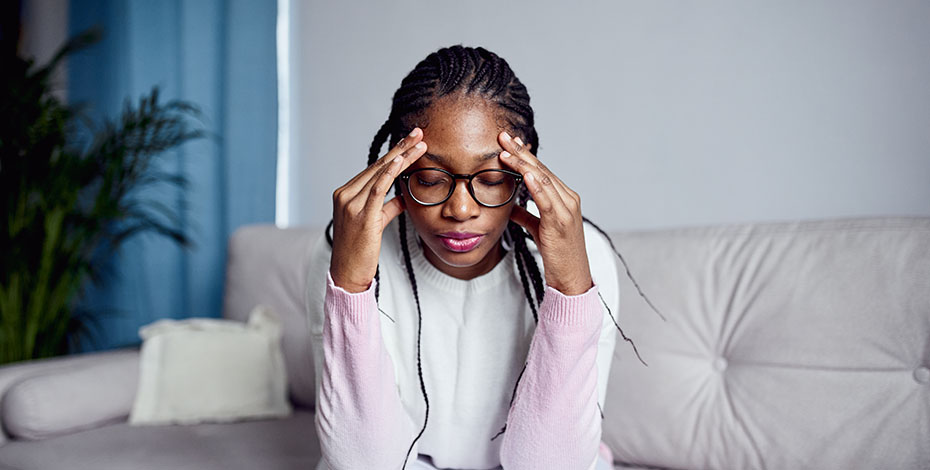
[1,350,139,440]
[602,216,930,469]
[129,305,291,425]
[223,224,320,409]
[0,410,320,470]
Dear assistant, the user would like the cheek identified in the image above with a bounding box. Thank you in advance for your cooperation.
[481,207,515,245]
[400,190,422,215]
[400,194,438,228]
[495,205,516,229]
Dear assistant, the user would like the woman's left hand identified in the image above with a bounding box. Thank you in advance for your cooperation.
[498,131,593,296]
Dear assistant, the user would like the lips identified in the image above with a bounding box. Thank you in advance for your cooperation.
[437,232,484,253]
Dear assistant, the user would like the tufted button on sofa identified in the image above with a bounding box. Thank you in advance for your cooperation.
[914,366,930,385]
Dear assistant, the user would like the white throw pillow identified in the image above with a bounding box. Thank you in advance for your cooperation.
[129,305,292,425]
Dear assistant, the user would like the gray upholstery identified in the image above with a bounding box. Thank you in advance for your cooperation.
[0,410,318,470]
[1,349,138,441]
[0,216,926,469]
[602,216,930,469]
[0,348,140,446]
[223,225,321,409]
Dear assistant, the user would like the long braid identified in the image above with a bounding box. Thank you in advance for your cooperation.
[368,120,392,303]
[509,222,539,323]
[514,186,546,306]
[490,190,546,442]
[368,119,392,165]
[582,216,667,322]
[396,213,429,469]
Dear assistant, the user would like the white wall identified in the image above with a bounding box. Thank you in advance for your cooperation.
[281,0,930,231]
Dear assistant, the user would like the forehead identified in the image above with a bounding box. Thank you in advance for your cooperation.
[417,95,507,169]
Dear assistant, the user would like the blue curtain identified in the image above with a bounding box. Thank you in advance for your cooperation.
[68,0,277,351]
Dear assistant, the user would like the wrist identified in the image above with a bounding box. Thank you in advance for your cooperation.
[547,275,594,296]
[329,270,373,294]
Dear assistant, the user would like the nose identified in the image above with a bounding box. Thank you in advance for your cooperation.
[441,180,481,221]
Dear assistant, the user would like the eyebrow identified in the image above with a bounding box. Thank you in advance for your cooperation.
[424,151,501,165]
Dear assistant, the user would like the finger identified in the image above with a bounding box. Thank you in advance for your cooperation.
[366,155,404,207]
[498,131,538,166]
[498,132,570,203]
[501,133,564,189]
[499,133,581,215]
[532,163,578,208]
[376,127,422,167]
[501,132,577,203]
[517,170,554,215]
[527,157,577,204]
[344,128,423,193]
[381,196,406,229]
[363,140,427,211]
[518,146,570,195]
[379,140,426,192]
[509,135,557,186]
[396,140,427,174]
[359,139,425,203]
[509,205,540,241]
[500,153,567,217]
[385,127,425,167]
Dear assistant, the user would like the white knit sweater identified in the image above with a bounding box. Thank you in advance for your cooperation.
[305,209,620,469]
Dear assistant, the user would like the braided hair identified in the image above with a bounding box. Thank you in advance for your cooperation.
[324,45,662,469]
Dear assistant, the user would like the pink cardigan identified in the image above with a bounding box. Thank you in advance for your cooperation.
[315,271,604,470]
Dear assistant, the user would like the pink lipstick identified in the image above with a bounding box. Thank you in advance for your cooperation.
[437,232,483,252]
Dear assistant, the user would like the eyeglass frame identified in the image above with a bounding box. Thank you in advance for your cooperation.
[398,167,524,208]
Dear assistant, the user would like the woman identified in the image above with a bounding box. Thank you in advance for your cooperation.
[306,45,632,470]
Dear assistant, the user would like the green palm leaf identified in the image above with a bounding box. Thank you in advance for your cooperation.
[0,28,203,364]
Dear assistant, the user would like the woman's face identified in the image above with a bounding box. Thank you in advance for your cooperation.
[400,95,519,280]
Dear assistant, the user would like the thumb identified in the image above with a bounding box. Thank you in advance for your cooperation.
[510,205,540,241]
[382,196,406,230]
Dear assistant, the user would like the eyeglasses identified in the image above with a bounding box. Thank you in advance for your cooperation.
[399,168,523,208]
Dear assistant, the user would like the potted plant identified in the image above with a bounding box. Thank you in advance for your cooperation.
[0,30,203,364]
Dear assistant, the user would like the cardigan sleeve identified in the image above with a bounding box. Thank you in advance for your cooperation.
[499,283,605,470]
[313,271,421,470]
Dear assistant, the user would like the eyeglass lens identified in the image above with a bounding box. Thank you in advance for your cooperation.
[409,169,518,206]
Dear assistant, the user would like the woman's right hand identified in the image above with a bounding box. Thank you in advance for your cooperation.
[330,128,427,293]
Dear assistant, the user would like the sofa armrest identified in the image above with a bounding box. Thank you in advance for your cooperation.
[0,348,140,445]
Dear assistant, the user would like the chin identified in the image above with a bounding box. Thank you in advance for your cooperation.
[429,244,488,268]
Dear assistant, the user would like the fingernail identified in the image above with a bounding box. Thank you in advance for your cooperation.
[501,151,511,159]
[502,131,511,141]
[526,172,536,184]
[409,128,418,137]
[415,142,425,149]
[514,137,524,146]
[393,155,402,163]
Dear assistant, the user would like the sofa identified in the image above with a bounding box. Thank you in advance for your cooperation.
[0,216,927,470]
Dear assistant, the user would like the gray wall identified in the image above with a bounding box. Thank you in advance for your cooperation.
[20,0,70,102]
[282,0,930,231]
